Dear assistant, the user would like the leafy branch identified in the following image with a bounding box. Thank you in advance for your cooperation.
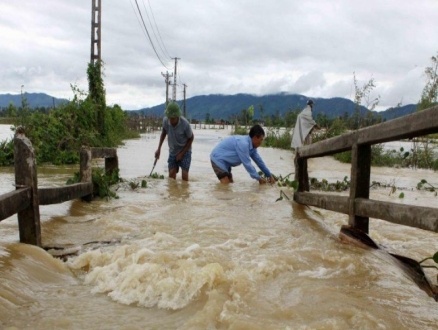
[419,251,438,271]
[310,176,350,192]
[417,179,437,196]
[150,172,165,179]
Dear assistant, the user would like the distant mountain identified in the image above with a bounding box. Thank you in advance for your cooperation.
[0,93,69,108]
[0,92,417,121]
[377,104,417,120]
[135,93,418,121]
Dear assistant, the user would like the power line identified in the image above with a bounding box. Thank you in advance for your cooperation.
[129,1,187,105]
[140,0,169,62]
[176,61,185,86]
[131,0,170,69]
[144,0,172,59]
[174,60,187,101]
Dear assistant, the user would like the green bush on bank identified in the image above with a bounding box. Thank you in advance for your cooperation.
[0,139,14,166]
[1,95,138,166]
[232,125,248,135]
[263,127,291,149]
[0,61,139,167]
[66,167,122,200]
[333,143,438,170]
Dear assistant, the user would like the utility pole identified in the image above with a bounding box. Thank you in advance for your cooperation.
[182,83,187,117]
[90,0,104,137]
[90,0,102,64]
[161,71,173,107]
[171,57,180,101]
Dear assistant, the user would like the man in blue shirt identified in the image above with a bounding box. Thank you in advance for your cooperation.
[210,124,276,184]
[155,102,194,181]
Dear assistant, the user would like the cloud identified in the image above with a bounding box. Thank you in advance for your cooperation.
[0,0,437,110]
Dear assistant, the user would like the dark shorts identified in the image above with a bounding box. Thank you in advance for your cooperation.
[211,160,232,180]
[168,150,192,172]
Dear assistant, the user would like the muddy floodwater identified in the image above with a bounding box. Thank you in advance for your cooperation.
[1,124,438,330]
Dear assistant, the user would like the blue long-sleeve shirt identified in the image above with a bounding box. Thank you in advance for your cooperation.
[210,135,271,180]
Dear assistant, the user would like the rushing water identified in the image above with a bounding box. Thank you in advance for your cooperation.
[1,124,438,330]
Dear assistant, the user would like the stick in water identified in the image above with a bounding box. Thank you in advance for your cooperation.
[149,158,158,177]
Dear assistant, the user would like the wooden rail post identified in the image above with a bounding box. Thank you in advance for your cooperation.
[79,146,92,202]
[105,154,119,176]
[294,151,309,192]
[14,130,41,246]
[348,143,371,233]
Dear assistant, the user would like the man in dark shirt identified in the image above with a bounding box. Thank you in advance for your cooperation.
[155,102,194,181]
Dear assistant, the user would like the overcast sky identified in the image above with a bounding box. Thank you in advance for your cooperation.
[1,1,437,111]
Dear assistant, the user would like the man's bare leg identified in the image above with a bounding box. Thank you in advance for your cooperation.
[182,170,189,181]
[169,167,177,179]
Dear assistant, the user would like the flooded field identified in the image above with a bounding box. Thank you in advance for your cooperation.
[1,124,438,330]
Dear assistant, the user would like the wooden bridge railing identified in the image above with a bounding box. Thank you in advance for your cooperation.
[294,105,438,234]
[0,131,118,247]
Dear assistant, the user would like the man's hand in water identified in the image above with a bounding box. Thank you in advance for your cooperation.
[259,176,276,185]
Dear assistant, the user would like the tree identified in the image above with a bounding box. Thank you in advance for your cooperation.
[352,72,380,129]
[7,102,17,117]
[87,60,106,137]
[284,108,299,127]
[258,103,264,123]
[412,51,438,169]
[247,105,254,124]
[417,52,438,111]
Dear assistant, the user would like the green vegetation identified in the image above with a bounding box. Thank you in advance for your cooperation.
[408,52,438,171]
[419,252,438,271]
[419,250,438,282]
[65,168,166,201]
[310,176,350,192]
[417,179,437,196]
[66,168,121,200]
[324,61,438,171]
[149,172,165,179]
[231,124,248,135]
[0,61,139,167]
[0,139,13,166]
[263,127,292,149]
[0,117,14,124]
[273,173,297,189]
[91,168,121,199]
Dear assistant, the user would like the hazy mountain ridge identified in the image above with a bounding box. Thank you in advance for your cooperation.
[0,92,417,121]
[137,93,417,121]
[0,93,69,108]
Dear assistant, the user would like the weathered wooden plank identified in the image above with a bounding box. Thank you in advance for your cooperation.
[105,155,119,175]
[0,188,31,221]
[80,147,93,202]
[357,105,438,145]
[293,105,438,236]
[79,147,92,182]
[91,147,117,159]
[297,132,356,158]
[14,132,41,246]
[294,192,438,232]
[295,156,309,192]
[293,192,350,214]
[355,198,438,232]
[348,144,371,233]
[297,105,438,158]
[39,183,93,205]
